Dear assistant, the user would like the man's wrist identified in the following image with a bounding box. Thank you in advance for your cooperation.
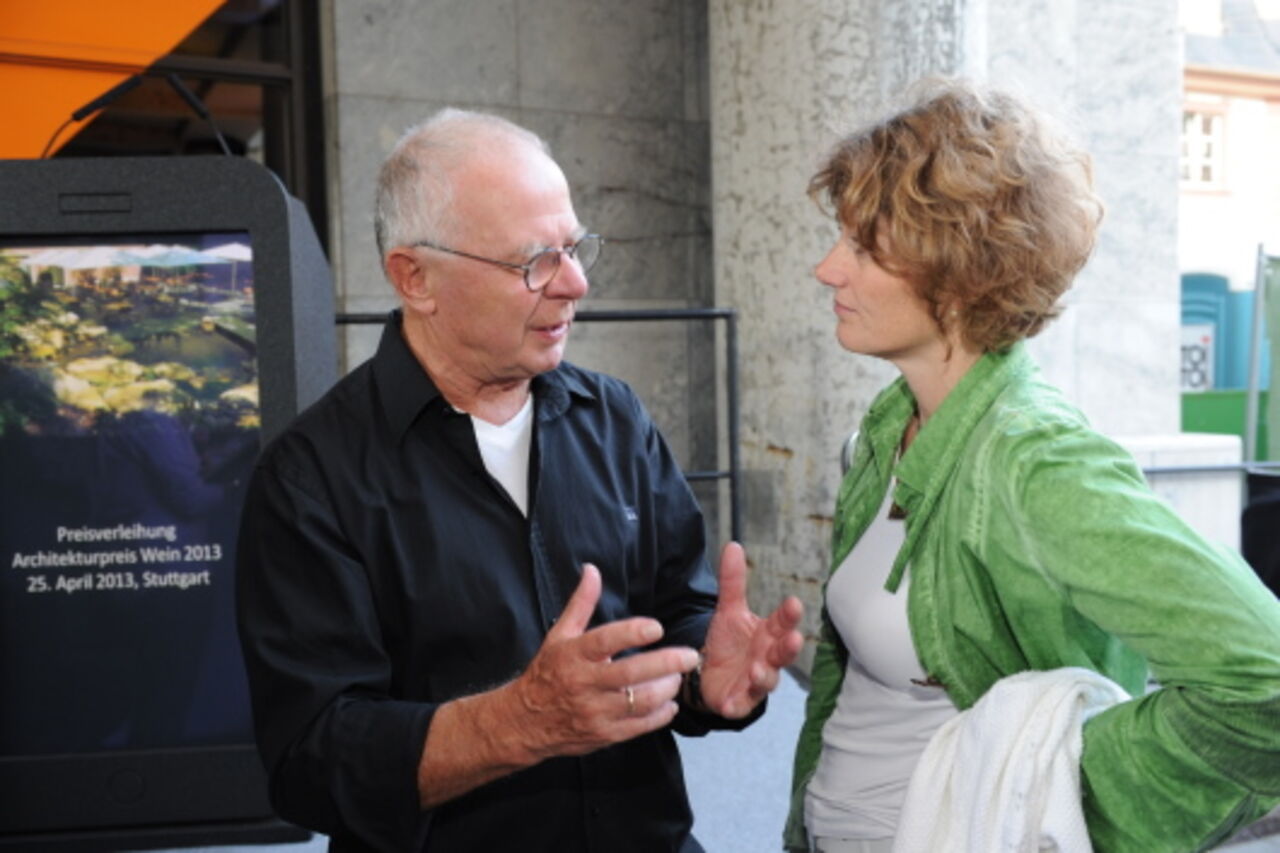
[679,652,707,712]
[500,677,554,765]
[419,687,532,809]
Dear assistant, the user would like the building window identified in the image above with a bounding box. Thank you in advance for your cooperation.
[1181,108,1225,188]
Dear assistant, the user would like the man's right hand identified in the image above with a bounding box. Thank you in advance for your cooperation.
[416,564,699,808]
[509,563,701,760]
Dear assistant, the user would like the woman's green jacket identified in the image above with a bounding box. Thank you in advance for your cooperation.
[785,344,1280,853]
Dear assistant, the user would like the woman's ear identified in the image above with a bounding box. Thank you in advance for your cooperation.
[384,248,437,315]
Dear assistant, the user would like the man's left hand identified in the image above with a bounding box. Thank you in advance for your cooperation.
[696,542,804,719]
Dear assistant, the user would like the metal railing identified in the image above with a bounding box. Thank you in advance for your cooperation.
[842,433,1280,480]
[336,308,742,542]
[1142,461,1280,476]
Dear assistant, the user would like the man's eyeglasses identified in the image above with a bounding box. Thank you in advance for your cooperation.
[412,233,603,292]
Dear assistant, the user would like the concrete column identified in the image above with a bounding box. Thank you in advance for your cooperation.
[709,0,1182,668]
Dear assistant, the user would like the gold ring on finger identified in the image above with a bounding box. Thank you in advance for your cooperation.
[624,685,635,715]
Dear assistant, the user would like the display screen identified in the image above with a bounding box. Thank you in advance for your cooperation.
[0,232,258,757]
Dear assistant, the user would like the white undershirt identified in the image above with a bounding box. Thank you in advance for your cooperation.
[469,395,534,516]
[805,487,958,841]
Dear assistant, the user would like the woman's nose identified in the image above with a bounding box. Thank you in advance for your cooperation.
[814,246,842,288]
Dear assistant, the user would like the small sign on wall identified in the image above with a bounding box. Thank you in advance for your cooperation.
[1181,323,1215,391]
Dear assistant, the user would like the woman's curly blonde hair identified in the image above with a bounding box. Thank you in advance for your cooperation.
[810,80,1105,352]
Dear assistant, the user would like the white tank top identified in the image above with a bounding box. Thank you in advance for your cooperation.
[805,488,958,840]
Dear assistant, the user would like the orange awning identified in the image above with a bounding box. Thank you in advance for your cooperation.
[0,0,225,159]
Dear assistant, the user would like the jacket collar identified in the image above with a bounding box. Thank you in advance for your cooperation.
[866,342,1036,590]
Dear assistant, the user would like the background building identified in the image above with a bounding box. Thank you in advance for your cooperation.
[1177,0,1280,469]
[1180,0,1280,291]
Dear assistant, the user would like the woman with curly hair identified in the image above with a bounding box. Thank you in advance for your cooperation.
[784,80,1280,853]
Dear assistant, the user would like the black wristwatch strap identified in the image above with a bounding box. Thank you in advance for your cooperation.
[681,652,706,711]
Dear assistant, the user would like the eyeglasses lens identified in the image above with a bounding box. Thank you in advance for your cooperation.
[527,235,602,291]
[573,235,601,273]
[528,252,561,291]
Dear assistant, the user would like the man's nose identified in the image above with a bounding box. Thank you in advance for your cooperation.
[545,252,590,299]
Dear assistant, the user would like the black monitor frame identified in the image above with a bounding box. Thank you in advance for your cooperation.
[0,155,336,849]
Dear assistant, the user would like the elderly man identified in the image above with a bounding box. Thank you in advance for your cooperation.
[235,109,804,852]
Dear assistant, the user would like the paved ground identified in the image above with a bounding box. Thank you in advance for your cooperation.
[679,668,805,851]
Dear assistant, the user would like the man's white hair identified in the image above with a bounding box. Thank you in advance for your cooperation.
[373,108,550,276]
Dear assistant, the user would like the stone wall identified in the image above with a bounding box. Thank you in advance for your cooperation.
[708,0,1182,668]
[321,0,724,520]
[321,2,1189,668]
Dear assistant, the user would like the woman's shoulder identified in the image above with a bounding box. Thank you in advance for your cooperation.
[966,373,1134,477]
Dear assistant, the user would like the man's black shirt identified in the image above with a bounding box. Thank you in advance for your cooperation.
[236,313,748,851]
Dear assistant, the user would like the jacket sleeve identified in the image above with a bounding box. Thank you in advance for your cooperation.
[994,423,1280,852]
[235,449,434,852]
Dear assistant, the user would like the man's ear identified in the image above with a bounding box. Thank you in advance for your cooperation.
[385,248,437,315]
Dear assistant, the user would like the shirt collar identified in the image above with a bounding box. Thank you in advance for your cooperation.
[372,311,443,443]
[371,310,597,442]
[532,362,596,422]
